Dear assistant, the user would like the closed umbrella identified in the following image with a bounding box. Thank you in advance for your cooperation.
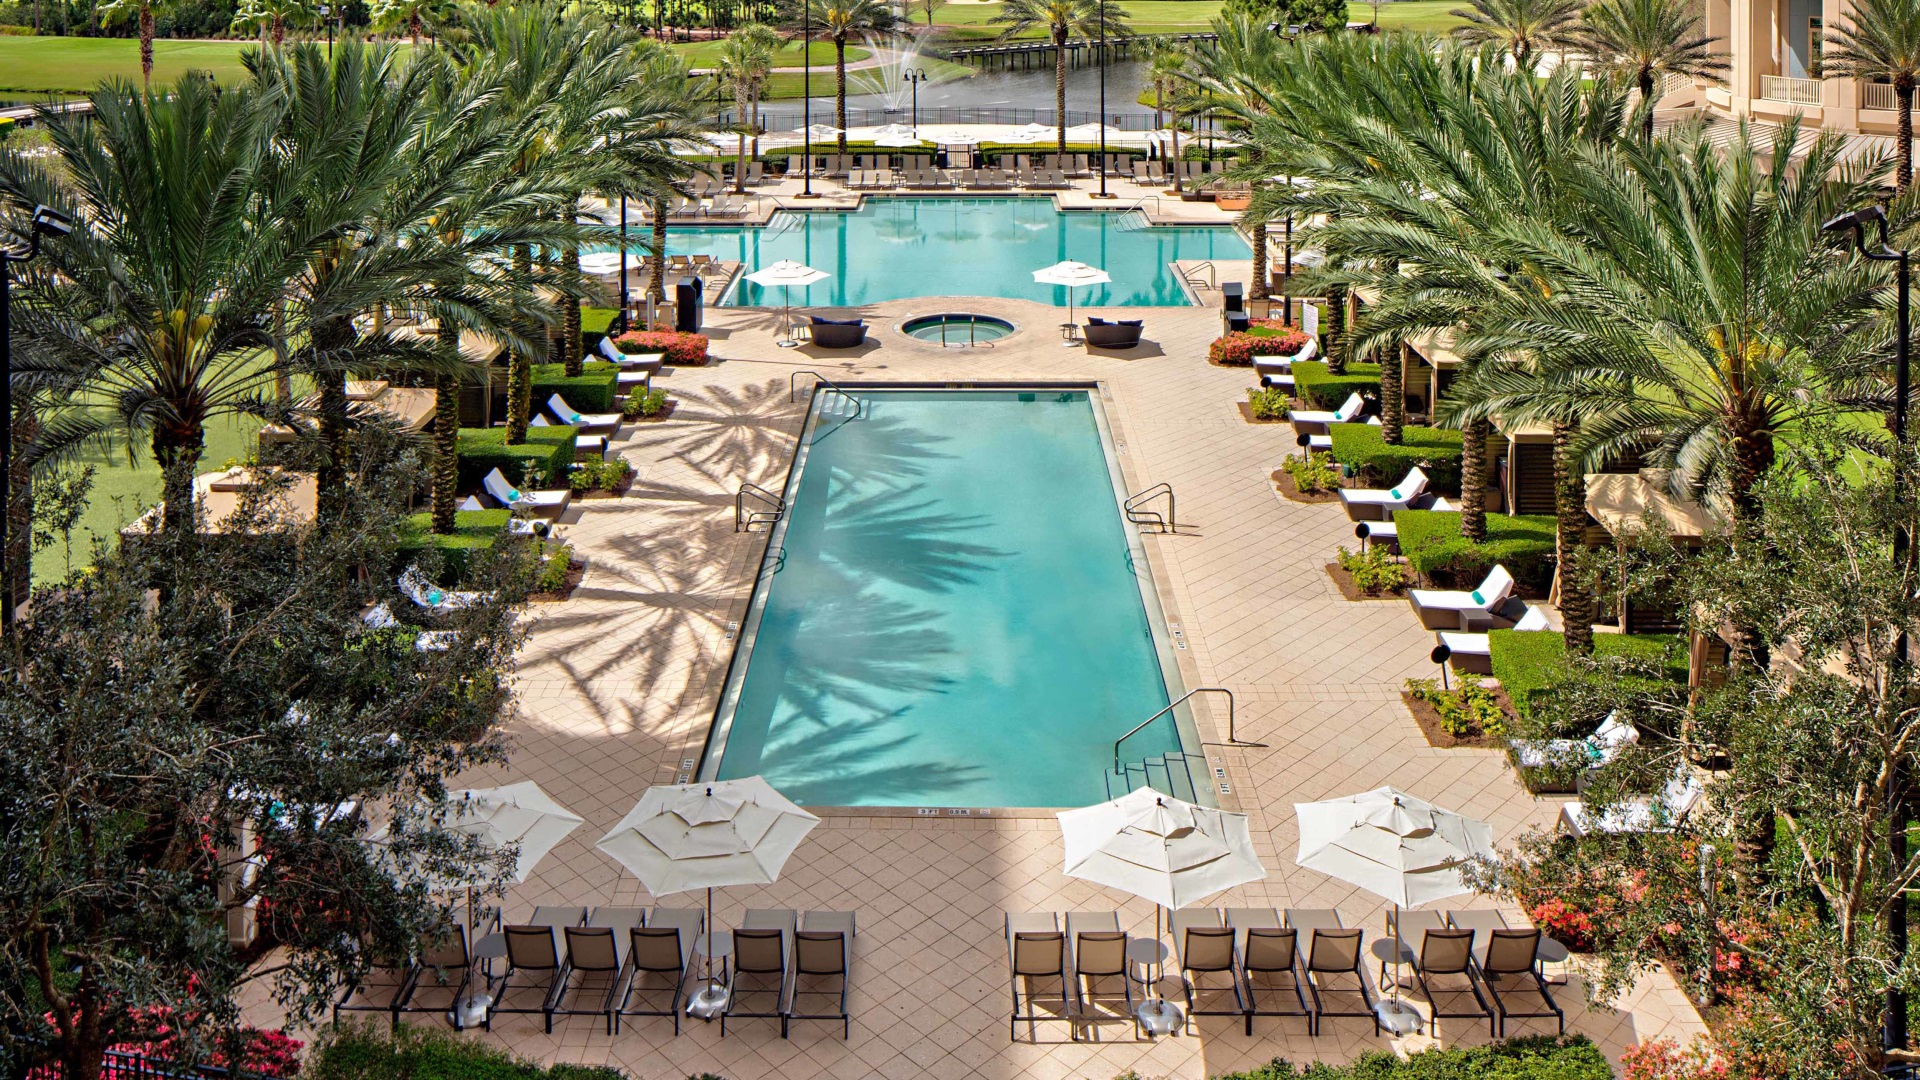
[597,777,820,1017]
[1293,787,1496,1033]
[744,259,830,347]
[1059,787,1266,1034]
[1032,260,1111,344]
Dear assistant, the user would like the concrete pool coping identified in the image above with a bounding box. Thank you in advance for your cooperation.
[692,378,1239,817]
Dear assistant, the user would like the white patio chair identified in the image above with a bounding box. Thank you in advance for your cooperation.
[1338,466,1430,521]
[546,393,621,436]
[1559,764,1704,837]
[1408,565,1517,630]
[482,468,571,518]
[1509,711,1639,770]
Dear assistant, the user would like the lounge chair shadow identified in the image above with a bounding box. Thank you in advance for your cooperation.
[1086,340,1166,359]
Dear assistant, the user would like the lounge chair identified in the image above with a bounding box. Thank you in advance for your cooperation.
[873,168,895,189]
[788,910,854,1039]
[1436,604,1554,675]
[333,944,419,1030]
[1380,911,1491,1038]
[398,565,485,615]
[596,336,665,374]
[1083,317,1144,349]
[1474,928,1564,1036]
[529,415,607,460]
[1407,564,1518,631]
[1287,909,1375,1036]
[486,906,586,1033]
[1509,711,1639,771]
[546,393,620,437]
[1171,909,1243,1028]
[1289,392,1367,437]
[808,316,867,349]
[1006,912,1070,1041]
[723,908,794,1037]
[1301,415,1382,453]
[1066,911,1131,1038]
[1338,466,1430,522]
[482,468,571,519]
[745,161,765,186]
[555,907,647,1035]
[1559,764,1705,836]
[846,169,868,191]
[617,908,703,1035]
[1228,908,1310,1036]
[1255,337,1319,384]
[396,922,476,1027]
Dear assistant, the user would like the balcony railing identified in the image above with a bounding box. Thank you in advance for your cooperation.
[1761,75,1823,106]
[1865,81,1899,111]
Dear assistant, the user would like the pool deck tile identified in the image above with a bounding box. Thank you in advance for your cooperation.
[249,295,1708,1076]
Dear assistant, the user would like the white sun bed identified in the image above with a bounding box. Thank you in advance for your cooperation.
[1288,391,1366,436]
[530,414,607,458]
[596,337,666,373]
[1338,466,1430,522]
[1408,564,1516,630]
[1510,712,1638,770]
[1302,415,1381,452]
[546,393,620,436]
[482,467,571,519]
[1435,603,1553,672]
[1559,765,1704,837]
[398,565,487,615]
[1252,336,1317,381]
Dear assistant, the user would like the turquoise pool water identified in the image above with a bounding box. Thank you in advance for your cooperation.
[704,389,1187,808]
[665,197,1250,308]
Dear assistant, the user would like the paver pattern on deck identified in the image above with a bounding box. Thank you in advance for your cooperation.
[337,293,1708,1077]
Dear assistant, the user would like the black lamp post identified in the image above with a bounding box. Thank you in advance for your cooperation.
[798,2,816,199]
[904,68,927,134]
[618,189,630,333]
[1094,0,1111,198]
[0,204,71,629]
[318,4,331,58]
[1824,202,1910,1061]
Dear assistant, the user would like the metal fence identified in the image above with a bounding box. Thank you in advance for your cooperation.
[54,1051,254,1080]
[723,107,1198,134]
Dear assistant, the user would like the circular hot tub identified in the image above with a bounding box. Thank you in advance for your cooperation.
[901,313,1016,347]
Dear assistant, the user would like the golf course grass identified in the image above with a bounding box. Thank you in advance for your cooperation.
[670,40,865,68]
[0,37,263,95]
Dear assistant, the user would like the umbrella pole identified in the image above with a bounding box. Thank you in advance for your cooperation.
[777,285,798,348]
[1136,902,1183,1035]
[687,883,730,1019]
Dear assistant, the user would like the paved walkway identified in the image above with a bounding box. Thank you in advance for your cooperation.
[266,297,1708,1077]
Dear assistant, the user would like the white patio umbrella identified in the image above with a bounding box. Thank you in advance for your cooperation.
[597,777,820,1016]
[871,123,924,147]
[922,126,982,147]
[1293,787,1496,1033]
[1059,787,1266,1034]
[1032,260,1111,344]
[1008,122,1054,144]
[1066,122,1128,142]
[578,251,644,277]
[744,259,831,347]
[791,122,844,139]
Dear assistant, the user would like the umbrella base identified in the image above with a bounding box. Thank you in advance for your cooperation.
[776,339,803,348]
[1374,999,1424,1035]
[686,982,730,1019]
[452,992,492,1030]
[1135,998,1183,1036]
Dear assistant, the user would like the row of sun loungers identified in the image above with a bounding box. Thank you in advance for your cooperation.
[1007,906,1562,1041]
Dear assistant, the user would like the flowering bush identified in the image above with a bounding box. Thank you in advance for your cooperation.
[1209,327,1310,366]
[1526,896,1600,952]
[613,329,708,365]
[30,1006,304,1079]
[1620,1037,1729,1080]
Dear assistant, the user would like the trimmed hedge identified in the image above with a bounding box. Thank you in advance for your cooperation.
[1213,1036,1611,1079]
[455,426,577,491]
[531,361,620,413]
[396,510,512,583]
[1329,423,1465,492]
[1491,629,1689,723]
[306,1020,626,1080]
[1291,360,1381,409]
[1393,509,1558,592]
[581,307,618,353]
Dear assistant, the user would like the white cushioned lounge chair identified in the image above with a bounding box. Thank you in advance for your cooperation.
[1408,565,1516,631]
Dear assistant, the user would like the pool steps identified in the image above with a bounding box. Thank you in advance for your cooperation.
[1105,751,1205,804]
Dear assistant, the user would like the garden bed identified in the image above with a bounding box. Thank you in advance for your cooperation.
[529,558,586,602]
[575,475,635,500]
[625,399,677,423]
[1237,400,1289,424]
[1271,467,1340,503]
[1402,688,1515,749]
[1326,562,1406,601]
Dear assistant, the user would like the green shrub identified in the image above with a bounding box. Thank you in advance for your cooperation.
[567,457,635,493]
[305,1020,627,1080]
[1247,386,1290,420]
[536,541,575,593]
[455,426,576,491]
[1491,629,1688,724]
[1290,359,1381,409]
[581,306,619,352]
[395,510,511,583]
[613,329,709,366]
[1336,545,1408,595]
[1393,509,1558,592]
[1407,676,1511,738]
[1329,423,1466,491]
[531,361,620,413]
[1210,1036,1611,1079]
[1281,451,1342,493]
[623,388,668,419]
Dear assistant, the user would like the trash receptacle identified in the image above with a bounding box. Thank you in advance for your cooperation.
[675,275,703,333]
[1222,281,1245,312]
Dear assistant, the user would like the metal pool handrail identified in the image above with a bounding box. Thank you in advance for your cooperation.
[789,371,867,419]
[1113,687,1237,772]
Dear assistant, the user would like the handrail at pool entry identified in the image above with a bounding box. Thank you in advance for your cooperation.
[789,371,867,418]
[1114,687,1237,772]
[734,482,786,532]
[1182,261,1217,290]
[1124,482,1176,533]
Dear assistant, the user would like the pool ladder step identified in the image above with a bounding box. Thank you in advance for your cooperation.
[1105,751,1202,804]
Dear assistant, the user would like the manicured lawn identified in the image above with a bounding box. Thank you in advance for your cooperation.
[0,37,266,94]
[932,0,1464,39]
[671,40,866,67]
[761,58,973,100]
[1363,0,1468,33]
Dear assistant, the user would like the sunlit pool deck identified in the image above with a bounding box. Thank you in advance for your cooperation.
[246,252,1710,1076]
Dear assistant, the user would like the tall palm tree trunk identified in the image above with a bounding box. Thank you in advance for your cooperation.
[649,204,668,303]
[1250,220,1268,302]
[271,14,284,45]
[1899,77,1914,195]
[507,242,534,444]
[1168,112,1182,193]
[139,3,154,85]
[1323,285,1346,373]
[432,324,461,535]
[1638,67,1656,144]
[564,240,583,375]
[8,402,36,613]
[1054,24,1068,154]
[734,86,750,194]
[1553,420,1594,656]
[836,34,849,156]
[1380,345,1404,444]
[1460,417,1489,543]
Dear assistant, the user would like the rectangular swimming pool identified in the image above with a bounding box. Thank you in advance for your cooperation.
[666,197,1250,308]
[700,387,1201,808]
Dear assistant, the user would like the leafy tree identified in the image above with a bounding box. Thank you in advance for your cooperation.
[719,23,779,195]
[0,429,533,1080]
[1188,16,1285,297]
[1221,0,1346,32]
[987,0,1128,154]
[369,0,454,43]
[1824,0,1920,194]
[1570,0,1727,144]
[781,0,899,156]
[229,0,315,45]
[1450,0,1584,68]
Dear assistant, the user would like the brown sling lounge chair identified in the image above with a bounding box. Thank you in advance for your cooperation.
[1476,928,1564,1037]
[723,908,795,1037]
[333,945,418,1030]
[395,923,476,1029]
[1382,910,1490,1038]
[555,907,646,1034]
[487,906,584,1033]
[789,910,855,1038]
[1066,911,1132,1040]
[616,908,703,1035]
[1172,909,1243,1030]
[1007,912,1071,1041]
[1229,908,1311,1036]
[1288,908,1376,1036]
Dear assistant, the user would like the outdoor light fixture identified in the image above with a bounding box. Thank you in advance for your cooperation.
[0,204,73,629]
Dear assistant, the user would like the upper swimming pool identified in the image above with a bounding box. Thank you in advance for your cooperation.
[700,388,1201,808]
[666,197,1250,308]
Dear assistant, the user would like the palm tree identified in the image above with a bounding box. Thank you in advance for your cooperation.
[1187,16,1284,297]
[989,0,1129,154]
[95,0,172,85]
[719,23,779,194]
[781,0,899,156]
[1571,0,1726,143]
[1147,37,1196,194]
[230,0,317,46]
[369,0,452,44]
[1450,0,1584,69]
[1824,0,1920,193]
